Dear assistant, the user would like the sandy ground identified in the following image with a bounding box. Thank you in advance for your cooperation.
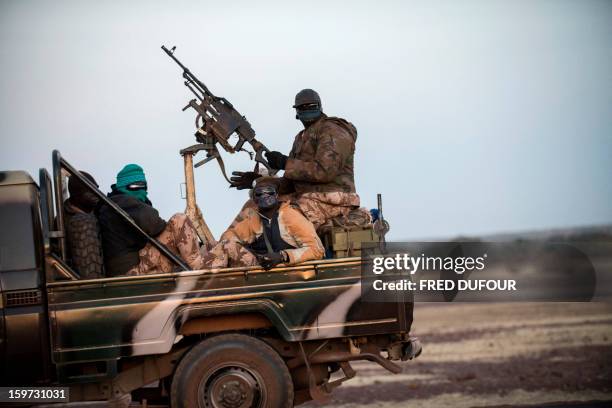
[304,302,612,408]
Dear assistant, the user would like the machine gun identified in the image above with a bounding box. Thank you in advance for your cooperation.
[162,45,277,183]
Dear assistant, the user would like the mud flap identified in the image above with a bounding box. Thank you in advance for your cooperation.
[298,342,359,403]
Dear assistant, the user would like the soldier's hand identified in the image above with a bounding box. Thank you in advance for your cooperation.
[265,151,288,170]
[256,252,287,270]
[229,171,261,190]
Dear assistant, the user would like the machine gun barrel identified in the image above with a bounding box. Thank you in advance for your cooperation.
[161,45,187,71]
[161,45,215,101]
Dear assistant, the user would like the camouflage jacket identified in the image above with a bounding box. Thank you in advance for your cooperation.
[284,115,357,194]
[219,202,325,265]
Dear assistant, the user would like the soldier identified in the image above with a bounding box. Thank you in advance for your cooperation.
[98,164,206,276]
[231,89,361,231]
[204,177,324,270]
[64,171,100,226]
[62,171,101,273]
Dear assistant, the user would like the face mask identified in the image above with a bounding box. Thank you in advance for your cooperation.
[295,102,322,125]
[254,187,279,210]
[118,185,149,203]
[296,108,322,125]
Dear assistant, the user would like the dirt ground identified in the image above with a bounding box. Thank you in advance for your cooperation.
[304,302,612,408]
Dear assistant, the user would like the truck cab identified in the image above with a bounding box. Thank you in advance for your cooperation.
[0,171,51,385]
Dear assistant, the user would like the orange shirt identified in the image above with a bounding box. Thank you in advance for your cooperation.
[220,201,324,264]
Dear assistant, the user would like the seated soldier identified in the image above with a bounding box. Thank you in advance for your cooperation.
[204,177,324,270]
[64,171,99,224]
[98,164,205,276]
[63,171,103,278]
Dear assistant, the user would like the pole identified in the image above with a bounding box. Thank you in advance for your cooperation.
[183,151,216,246]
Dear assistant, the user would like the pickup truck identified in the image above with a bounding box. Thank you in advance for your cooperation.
[0,151,419,407]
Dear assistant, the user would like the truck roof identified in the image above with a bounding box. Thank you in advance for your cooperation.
[0,171,35,186]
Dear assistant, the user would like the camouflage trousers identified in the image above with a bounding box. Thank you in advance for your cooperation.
[202,239,258,269]
[228,191,360,233]
[286,192,360,231]
[127,213,205,275]
[230,192,359,232]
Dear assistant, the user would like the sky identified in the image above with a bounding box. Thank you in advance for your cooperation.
[0,0,610,240]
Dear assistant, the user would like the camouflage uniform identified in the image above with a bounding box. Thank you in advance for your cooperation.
[285,115,358,196]
[232,115,360,231]
[127,213,205,275]
[204,202,324,269]
[281,191,359,231]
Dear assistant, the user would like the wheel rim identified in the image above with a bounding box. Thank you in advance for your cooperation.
[198,364,266,408]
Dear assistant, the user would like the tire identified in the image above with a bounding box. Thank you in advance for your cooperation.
[66,213,104,279]
[171,334,294,408]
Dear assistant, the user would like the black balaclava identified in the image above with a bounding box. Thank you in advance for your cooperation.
[293,88,323,127]
[254,185,279,211]
[68,171,99,213]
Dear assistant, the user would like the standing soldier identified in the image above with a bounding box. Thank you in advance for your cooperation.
[231,89,360,231]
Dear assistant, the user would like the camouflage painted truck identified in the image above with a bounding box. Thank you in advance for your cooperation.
[0,151,419,408]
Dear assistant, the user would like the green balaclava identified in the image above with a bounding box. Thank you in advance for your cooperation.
[116,164,148,202]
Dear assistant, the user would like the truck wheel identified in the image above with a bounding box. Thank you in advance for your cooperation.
[66,213,104,279]
[171,334,293,408]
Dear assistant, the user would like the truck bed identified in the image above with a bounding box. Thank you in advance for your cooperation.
[47,257,411,365]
